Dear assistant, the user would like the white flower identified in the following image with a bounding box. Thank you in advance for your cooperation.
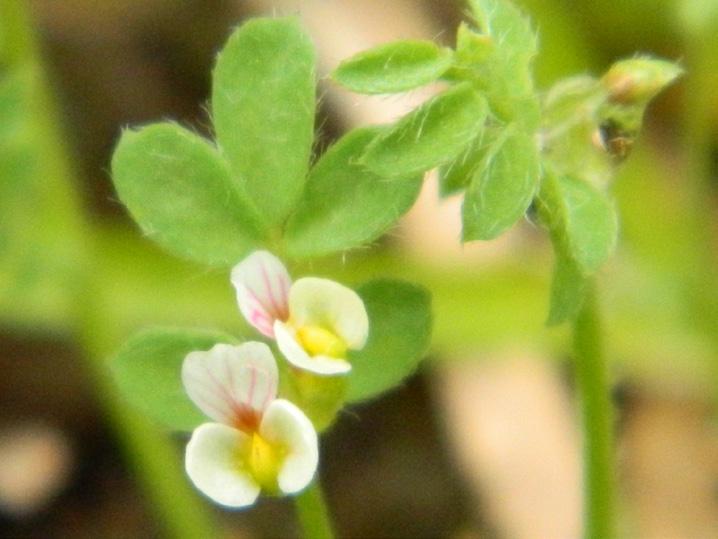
[231,251,369,376]
[182,342,318,508]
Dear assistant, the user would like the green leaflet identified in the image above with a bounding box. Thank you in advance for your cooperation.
[111,328,240,432]
[461,126,540,240]
[538,172,618,274]
[361,83,488,177]
[547,251,587,325]
[212,17,316,227]
[537,171,618,324]
[541,75,613,188]
[284,126,423,258]
[455,22,494,66]
[333,40,453,94]
[466,0,540,129]
[347,279,432,402]
[438,130,488,197]
[112,123,263,267]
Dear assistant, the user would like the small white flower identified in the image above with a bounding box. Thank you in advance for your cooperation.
[231,251,369,376]
[182,342,318,508]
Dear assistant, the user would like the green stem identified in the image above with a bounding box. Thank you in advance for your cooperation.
[573,283,615,539]
[295,481,335,539]
[682,13,718,394]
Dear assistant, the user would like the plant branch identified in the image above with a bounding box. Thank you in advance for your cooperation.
[573,282,615,539]
[295,480,335,539]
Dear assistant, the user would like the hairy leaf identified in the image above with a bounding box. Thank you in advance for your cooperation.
[537,171,618,324]
[212,17,316,226]
[112,123,262,266]
[284,127,423,257]
[333,40,453,94]
[462,127,540,240]
[362,83,487,176]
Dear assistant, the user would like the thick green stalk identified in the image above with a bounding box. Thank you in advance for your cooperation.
[295,481,335,539]
[681,8,718,392]
[1,2,216,537]
[573,284,615,539]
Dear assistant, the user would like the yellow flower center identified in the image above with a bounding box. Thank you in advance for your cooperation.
[296,325,347,358]
[245,432,285,492]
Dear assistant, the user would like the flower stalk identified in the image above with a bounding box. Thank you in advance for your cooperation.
[295,480,335,539]
[573,282,615,539]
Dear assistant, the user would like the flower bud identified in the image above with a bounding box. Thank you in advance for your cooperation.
[602,56,683,104]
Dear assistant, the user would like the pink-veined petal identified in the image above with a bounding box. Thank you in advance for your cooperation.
[259,400,318,494]
[185,422,260,508]
[182,342,278,431]
[231,251,291,338]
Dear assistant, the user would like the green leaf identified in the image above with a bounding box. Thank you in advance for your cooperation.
[536,171,618,324]
[466,0,539,128]
[332,40,453,94]
[455,22,494,65]
[111,328,239,432]
[537,172,618,274]
[284,127,423,257]
[362,83,487,176]
[347,279,432,402]
[438,131,487,197]
[541,76,613,187]
[462,126,540,241]
[547,252,587,325]
[112,123,262,266]
[212,17,316,226]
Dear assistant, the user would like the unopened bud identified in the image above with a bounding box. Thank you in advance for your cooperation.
[602,56,683,104]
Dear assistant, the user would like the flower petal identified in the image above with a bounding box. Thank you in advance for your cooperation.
[185,422,260,508]
[260,399,318,494]
[231,251,291,338]
[274,321,352,375]
[289,277,369,349]
[182,342,278,429]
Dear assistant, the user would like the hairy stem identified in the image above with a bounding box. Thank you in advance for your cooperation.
[573,283,615,539]
[295,480,335,539]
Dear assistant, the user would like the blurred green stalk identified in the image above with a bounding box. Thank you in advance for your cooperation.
[295,480,335,539]
[0,1,217,537]
[573,283,615,539]
[680,4,718,394]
